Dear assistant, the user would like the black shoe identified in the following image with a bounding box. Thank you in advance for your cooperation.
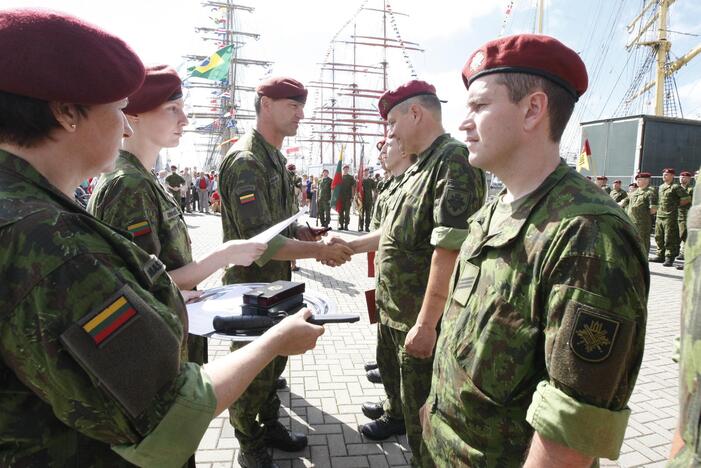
[677,264,685,270]
[276,377,287,390]
[366,368,382,384]
[364,362,378,371]
[663,257,674,267]
[677,254,685,261]
[238,447,278,468]
[361,401,384,420]
[649,256,665,263]
[359,414,406,440]
[263,421,307,452]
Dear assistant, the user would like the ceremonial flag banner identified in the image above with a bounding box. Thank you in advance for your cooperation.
[356,146,365,202]
[189,44,234,81]
[330,146,345,213]
[577,139,591,173]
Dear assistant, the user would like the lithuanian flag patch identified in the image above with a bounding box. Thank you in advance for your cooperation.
[239,193,256,205]
[83,295,138,345]
[127,220,151,237]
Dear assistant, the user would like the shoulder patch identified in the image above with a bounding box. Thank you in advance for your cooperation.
[127,220,151,237]
[164,207,180,221]
[569,308,620,362]
[143,254,166,286]
[239,192,257,205]
[444,186,470,217]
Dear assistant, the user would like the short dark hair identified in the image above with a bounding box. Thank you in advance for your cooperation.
[0,91,89,148]
[495,73,574,142]
[396,94,442,119]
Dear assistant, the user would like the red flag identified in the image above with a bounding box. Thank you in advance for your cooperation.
[330,146,345,213]
[356,146,365,202]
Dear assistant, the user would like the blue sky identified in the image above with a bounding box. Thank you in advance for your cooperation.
[7,0,701,168]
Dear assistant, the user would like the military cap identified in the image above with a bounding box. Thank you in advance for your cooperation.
[629,182,638,188]
[596,175,608,181]
[343,164,350,169]
[123,64,182,115]
[680,171,692,177]
[287,163,296,171]
[635,172,651,179]
[613,179,622,184]
[462,34,588,101]
[0,8,144,104]
[256,76,307,104]
[663,168,675,175]
[376,138,386,151]
[378,80,437,120]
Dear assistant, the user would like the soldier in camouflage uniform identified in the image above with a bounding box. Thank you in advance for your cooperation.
[421,34,649,467]
[165,164,185,201]
[317,168,332,227]
[218,77,352,468]
[332,80,486,464]
[357,167,377,231]
[677,170,694,261]
[89,65,266,369]
[0,10,324,467]
[627,172,657,255]
[596,175,612,194]
[610,179,628,206]
[337,164,355,230]
[668,167,701,465]
[652,168,691,266]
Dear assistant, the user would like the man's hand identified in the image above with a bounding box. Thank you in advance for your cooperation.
[295,226,326,242]
[317,242,354,266]
[222,240,268,266]
[180,289,204,303]
[268,308,325,356]
[404,323,437,358]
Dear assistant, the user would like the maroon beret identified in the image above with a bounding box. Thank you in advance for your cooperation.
[663,168,675,175]
[462,34,588,101]
[636,172,651,179]
[680,171,692,177]
[256,76,307,104]
[613,179,622,184]
[124,64,182,115]
[629,183,638,188]
[596,175,608,181]
[0,8,144,104]
[287,163,296,171]
[378,80,437,120]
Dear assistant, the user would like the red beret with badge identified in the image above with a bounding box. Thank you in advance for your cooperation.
[377,80,437,120]
[256,76,307,104]
[0,8,144,104]
[596,176,608,181]
[462,34,588,101]
[636,172,651,179]
[123,64,182,115]
[663,168,675,175]
[613,179,622,184]
[680,171,692,177]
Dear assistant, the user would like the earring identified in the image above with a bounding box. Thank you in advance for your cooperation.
[70,124,77,129]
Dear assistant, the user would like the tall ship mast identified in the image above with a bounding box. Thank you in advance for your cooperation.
[183,0,271,170]
[299,1,423,170]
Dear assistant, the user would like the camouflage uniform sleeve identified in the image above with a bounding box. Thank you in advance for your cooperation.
[91,177,163,257]
[677,185,692,204]
[650,187,658,209]
[1,251,215,466]
[219,152,285,265]
[526,214,648,459]
[430,148,485,250]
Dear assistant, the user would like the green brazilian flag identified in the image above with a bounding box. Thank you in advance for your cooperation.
[188,44,234,81]
[330,145,345,213]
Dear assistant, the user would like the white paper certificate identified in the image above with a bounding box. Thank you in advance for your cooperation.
[251,210,306,244]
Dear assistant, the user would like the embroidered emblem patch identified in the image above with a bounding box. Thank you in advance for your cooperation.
[127,220,151,237]
[239,193,256,205]
[470,50,485,72]
[569,308,620,362]
[444,188,469,217]
[82,295,138,345]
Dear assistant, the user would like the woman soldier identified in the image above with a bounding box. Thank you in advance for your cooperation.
[0,8,323,466]
[88,65,265,366]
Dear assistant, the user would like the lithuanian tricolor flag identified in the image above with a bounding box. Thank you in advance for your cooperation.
[127,220,151,237]
[83,295,137,345]
[330,145,345,213]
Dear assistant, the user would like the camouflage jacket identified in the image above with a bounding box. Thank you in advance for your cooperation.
[610,188,628,204]
[371,176,399,231]
[658,182,691,219]
[679,184,694,221]
[422,161,649,466]
[669,169,701,466]
[318,176,332,202]
[164,171,185,199]
[88,150,192,271]
[361,177,376,204]
[218,128,298,283]
[339,174,355,201]
[0,150,215,467]
[376,134,485,332]
[626,186,657,227]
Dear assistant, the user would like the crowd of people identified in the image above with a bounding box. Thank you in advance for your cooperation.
[1,7,700,468]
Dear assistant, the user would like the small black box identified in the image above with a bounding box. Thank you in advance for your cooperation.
[242,293,305,316]
[242,281,305,307]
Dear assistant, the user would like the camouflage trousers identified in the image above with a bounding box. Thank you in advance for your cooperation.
[631,219,652,255]
[680,216,688,245]
[228,341,287,452]
[655,216,681,258]
[377,324,434,463]
[318,198,331,227]
[338,198,352,228]
[358,201,374,230]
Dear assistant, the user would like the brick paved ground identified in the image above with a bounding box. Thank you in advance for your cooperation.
[187,211,683,468]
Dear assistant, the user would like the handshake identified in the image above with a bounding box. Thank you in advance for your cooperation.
[295,224,357,267]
